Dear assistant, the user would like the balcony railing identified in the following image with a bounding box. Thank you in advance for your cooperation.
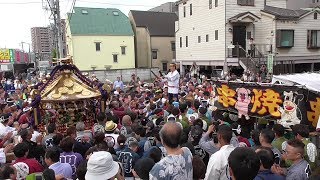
[227,44,271,58]
[227,45,247,58]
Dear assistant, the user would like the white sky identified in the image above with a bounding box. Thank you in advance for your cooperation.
[0,0,173,50]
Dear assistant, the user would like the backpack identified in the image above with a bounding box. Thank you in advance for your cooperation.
[120,126,127,136]
[144,137,157,152]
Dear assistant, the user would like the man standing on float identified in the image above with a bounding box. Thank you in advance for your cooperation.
[164,63,180,103]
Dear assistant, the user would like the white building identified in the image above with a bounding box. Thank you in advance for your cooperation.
[175,0,320,75]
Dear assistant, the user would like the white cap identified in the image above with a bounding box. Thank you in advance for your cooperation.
[187,113,199,122]
[23,107,32,112]
[167,114,176,121]
[13,162,29,180]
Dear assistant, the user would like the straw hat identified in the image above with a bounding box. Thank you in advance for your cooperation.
[105,121,117,132]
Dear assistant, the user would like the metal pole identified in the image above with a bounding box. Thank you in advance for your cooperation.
[28,44,31,64]
[21,42,24,51]
[21,42,25,63]
[53,11,59,60]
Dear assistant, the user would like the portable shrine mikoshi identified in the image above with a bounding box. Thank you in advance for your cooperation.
[33,57,102,133]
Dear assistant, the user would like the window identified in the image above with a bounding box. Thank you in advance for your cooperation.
[183,6,186,17]
[113,54,118,63]
[186,36,188,47]
[314,13,318,20]
[209,0,212,9]
[237,0,254,6]
[215,0,218,7]
[113,11,119,16]
[276,30,294,48]
[247,31,252,39]
[171,42,176,51]
[307,30,320,48]
[152,50,158,59]
[190,4,193,15]
[95,42,101,51]
[215,30,218,40]
[180,37,182,48]
[206,34,209,42]
[162,63,168,71]
[121,46,126,55]
[198,36,201,43]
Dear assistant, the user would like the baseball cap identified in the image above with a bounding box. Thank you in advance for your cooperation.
[85,151,119,180]
[167,114,176,122]
[0,114,10,123]
[13,162,29,179]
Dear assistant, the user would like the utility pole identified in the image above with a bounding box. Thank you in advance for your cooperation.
[45,0,64,62]
[56,0,64,59]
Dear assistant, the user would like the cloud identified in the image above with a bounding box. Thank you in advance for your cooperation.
[0,0,173,49]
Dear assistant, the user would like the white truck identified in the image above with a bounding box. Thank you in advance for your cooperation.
[38,61,51,75]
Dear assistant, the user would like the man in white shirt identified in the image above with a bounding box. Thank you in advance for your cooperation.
[164,63,180,103]
[205,125,235,180]
[113,76,124,91]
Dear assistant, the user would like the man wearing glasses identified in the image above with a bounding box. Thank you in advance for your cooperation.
[273,139,311,180]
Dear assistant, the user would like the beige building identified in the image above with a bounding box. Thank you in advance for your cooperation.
[129,10,178,71]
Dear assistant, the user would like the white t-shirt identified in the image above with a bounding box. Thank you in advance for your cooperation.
[31,131,41,143]
[0,123,17,138]
[205,145,235,180]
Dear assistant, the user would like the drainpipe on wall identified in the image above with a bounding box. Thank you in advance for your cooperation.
[146,27,153,68]
[223,0,228,74]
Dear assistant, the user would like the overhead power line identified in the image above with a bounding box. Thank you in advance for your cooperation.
[0,0,67,4]
[0,0,218,8]
[68,0,77,21]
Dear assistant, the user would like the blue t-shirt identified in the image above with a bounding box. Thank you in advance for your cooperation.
[254,170,285,180]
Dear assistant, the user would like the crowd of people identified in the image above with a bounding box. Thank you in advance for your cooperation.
[0,63,318,180]
[223,65,272,83]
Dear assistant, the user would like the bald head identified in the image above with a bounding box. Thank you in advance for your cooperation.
[122,115,132,126]
[160,122,182,148]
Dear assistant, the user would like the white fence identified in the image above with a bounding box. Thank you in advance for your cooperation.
[82,68,161,83]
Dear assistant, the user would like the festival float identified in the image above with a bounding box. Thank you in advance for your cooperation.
[30,57,105,133]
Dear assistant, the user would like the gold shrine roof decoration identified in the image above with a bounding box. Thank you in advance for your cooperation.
[40,60,101,102]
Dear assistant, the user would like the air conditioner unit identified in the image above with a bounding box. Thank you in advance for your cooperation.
[104,65,112,69]
[266,44,272,52]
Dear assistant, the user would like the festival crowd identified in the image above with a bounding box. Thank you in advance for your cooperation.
[0,63,318,180]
